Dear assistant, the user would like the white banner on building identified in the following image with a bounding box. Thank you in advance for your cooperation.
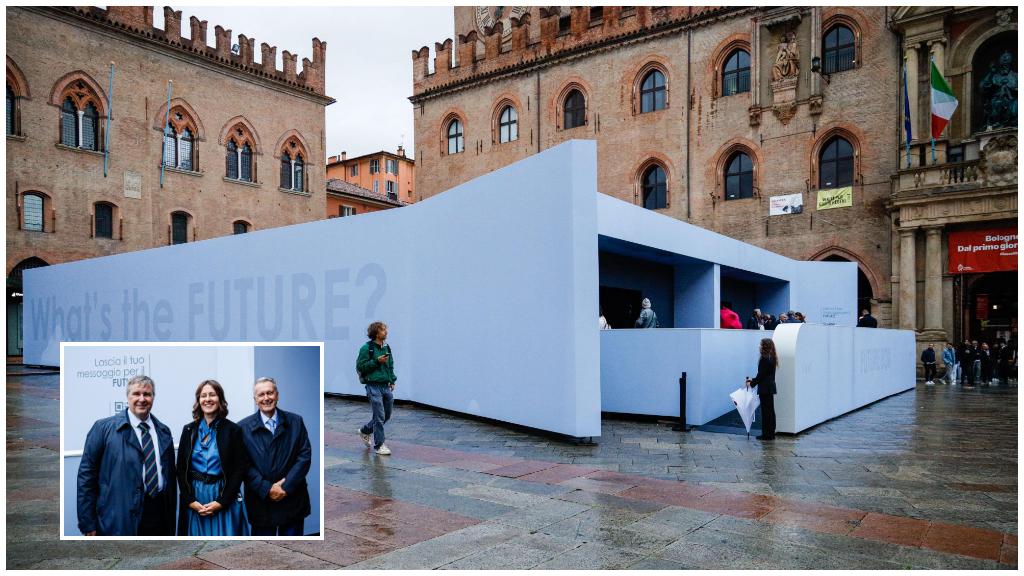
[769,193,804,216]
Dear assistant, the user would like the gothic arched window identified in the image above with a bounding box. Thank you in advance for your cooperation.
[640,69,667,113]
[446,118,464,154]
[823,25,856,74]
[724,152,754,200]
[563,89,586,129]
[722,49,751,96]
[641,165,667,210]
[499,106,518,143]
[819,136,854,189]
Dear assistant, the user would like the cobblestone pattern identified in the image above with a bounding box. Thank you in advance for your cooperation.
[6,368,1017,569]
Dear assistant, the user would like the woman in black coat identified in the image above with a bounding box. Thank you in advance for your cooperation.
[746,338,779,441]
[176,379,250,536]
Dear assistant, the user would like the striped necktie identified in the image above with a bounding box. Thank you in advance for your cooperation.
[266,417,276,434]
[139,421,158,497]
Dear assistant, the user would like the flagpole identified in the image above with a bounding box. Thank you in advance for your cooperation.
[160,80,173,188]
[902,57,911,169]
[929,56,937,165]
[103,62,114,178]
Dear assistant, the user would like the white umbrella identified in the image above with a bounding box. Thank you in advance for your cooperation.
[730,385,761,437]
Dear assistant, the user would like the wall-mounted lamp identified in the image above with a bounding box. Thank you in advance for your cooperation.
[811,56,831,85]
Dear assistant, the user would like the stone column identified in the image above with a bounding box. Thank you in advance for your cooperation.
[928,39,948,164]
[929,39,945,76]
[899,227,918,330]
[923,226,945,334]
[904,44,919,143]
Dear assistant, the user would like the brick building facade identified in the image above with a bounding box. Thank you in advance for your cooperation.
[411,6,899,325]
[890,7,1017,350]
[6,6,333,354]
[325,145,415,209]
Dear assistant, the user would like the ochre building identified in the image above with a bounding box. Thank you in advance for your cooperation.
[410,6,899,326]
[890,7,1017,349]
[325,145,416,211]
[326,178,406,219]
[6,6,334,354]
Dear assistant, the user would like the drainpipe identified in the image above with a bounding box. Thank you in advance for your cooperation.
[685,27,692,220]
[536,71,542,154]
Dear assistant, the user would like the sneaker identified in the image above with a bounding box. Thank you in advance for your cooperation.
[925,381,934,386]
[374,444,392,456]
[359,429,372,447]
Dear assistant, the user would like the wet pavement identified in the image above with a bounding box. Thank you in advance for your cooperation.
[7,367,1017,569]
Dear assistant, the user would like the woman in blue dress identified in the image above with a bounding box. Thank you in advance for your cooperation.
[176,379,249,536]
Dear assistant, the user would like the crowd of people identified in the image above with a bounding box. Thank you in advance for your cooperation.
[77,375,312,537]
[597,300,808,330]
[742,307,807,330]
[923,339,1017,388]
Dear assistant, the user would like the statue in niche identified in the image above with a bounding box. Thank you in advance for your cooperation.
[979,50,1018,130]
[771,30,800,82]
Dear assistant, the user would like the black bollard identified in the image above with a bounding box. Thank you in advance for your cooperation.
[672,372,690,432]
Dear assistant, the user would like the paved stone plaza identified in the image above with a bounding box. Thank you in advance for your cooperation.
[6,367,1017,569]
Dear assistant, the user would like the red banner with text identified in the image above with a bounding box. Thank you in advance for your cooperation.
[948,228,1018,274]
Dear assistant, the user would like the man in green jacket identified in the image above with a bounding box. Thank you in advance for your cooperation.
[356,321,397,455]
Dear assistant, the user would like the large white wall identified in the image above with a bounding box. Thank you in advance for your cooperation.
[773,323,916,433]
[26,141,601,438]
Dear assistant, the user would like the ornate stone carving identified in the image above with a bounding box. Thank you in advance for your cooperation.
[996,8,1014,27]
[808,95,823,116]
[770,28,800,124]
[748,106,761,127]
[980,134,1018,186]
[771,30,800,82]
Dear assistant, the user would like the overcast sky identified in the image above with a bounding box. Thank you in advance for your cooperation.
[155,6,454,160]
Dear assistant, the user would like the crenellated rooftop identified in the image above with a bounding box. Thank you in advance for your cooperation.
[52,6,329,99]
[411,6,745,101]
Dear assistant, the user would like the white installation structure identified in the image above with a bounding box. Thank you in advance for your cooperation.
[25,140,915,438]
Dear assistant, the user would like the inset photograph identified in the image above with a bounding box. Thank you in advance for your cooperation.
[59,343,324,539]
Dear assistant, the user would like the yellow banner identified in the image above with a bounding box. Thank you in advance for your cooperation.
[816,186,853,210]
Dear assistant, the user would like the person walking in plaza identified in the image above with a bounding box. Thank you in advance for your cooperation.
[634,298,659,328]
[77,375,177,536]
[971,340,982,385]
[921,344,937,385]
[979,342,993,386]
[357,321,398,455]
[942,342,958,386]
[998,340,1014,385]
[176,379,249,536]
[239,377,312,536]
[960,341,976,387]
[746,338,778,441]
[857,309,878,328]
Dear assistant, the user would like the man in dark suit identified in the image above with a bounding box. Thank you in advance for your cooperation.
[77,375,177,536]
[857,309,878,328]
[239,377,312,536]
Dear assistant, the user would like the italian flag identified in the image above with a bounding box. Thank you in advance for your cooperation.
[930,60,958,139]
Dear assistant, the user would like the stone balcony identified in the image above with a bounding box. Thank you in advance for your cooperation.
[898,159,981,194]
[892,131,1017,229]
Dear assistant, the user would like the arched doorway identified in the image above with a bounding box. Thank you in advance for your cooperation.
[960,271,1017,345]
[7,257,49,356]
[822,255,875,315]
